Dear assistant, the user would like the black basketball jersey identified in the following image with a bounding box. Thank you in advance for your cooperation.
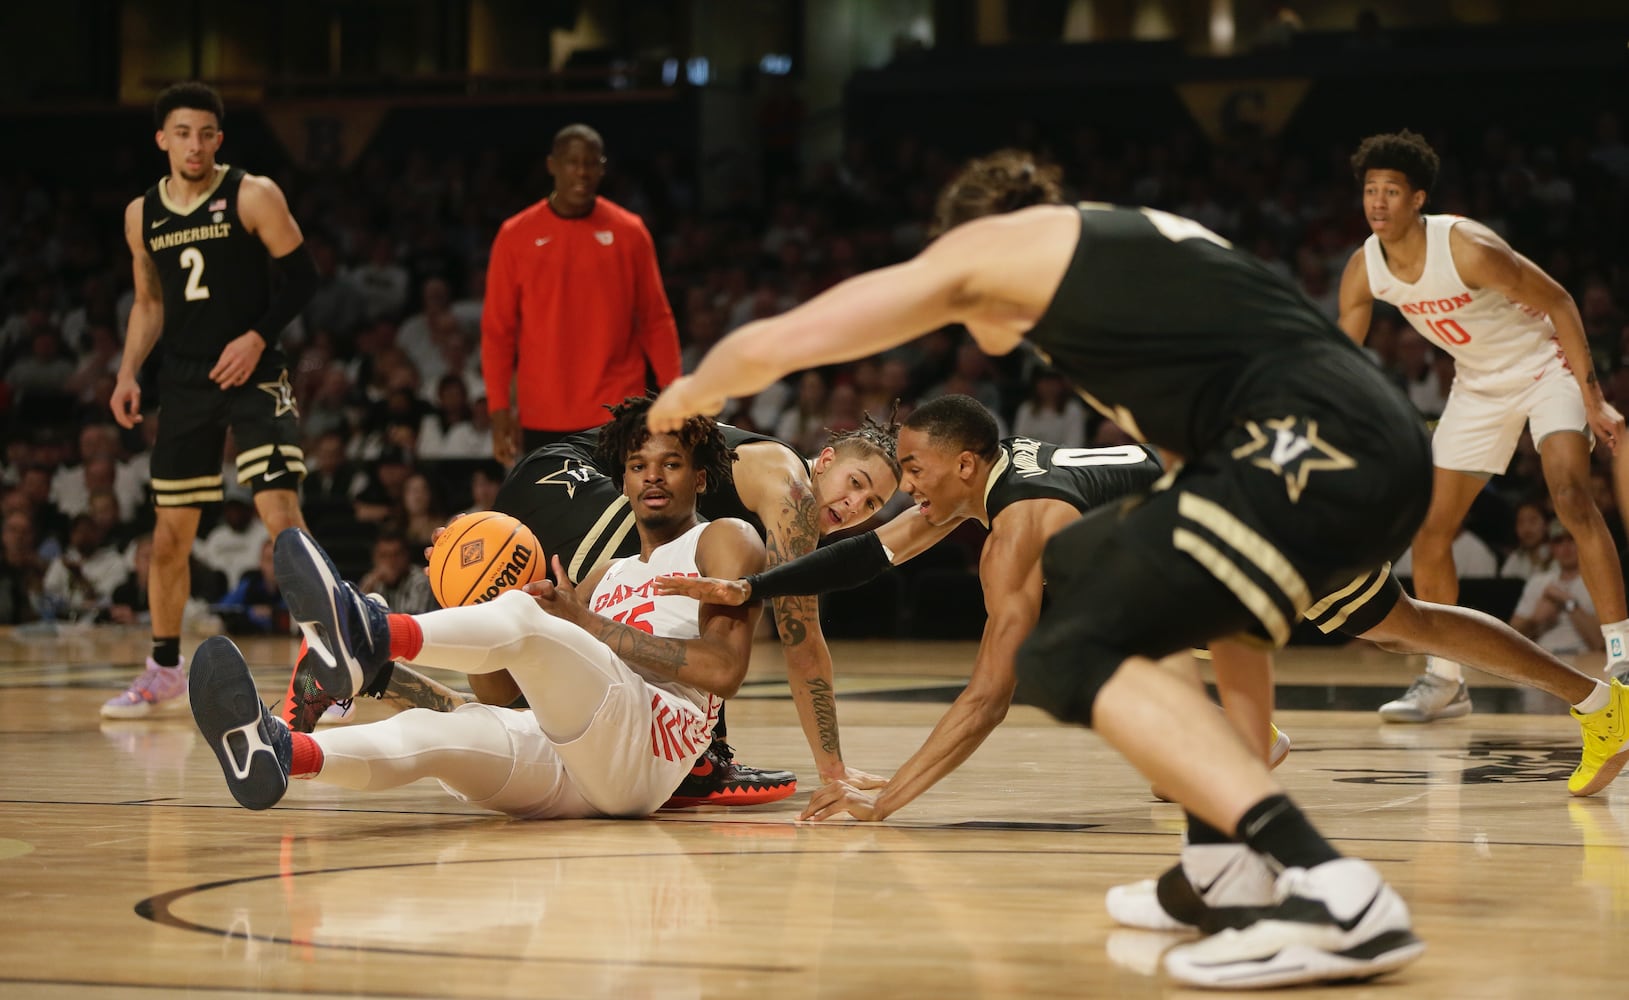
[983,438,1164,524]
[141,166,280,365]
[1023,205,1361,459]
[695,424,806,536]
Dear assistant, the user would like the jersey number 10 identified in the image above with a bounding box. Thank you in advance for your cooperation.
[1423,317,1470,346]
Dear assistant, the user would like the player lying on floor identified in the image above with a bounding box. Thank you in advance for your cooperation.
[190,407,767,819]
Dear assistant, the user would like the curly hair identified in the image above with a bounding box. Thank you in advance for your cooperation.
[932,149,1064,236]
[594,395,735,495]
[1350,129,1439,197]
[825,405,903,482]
[902,394,1000,462]
[154,81,224,129]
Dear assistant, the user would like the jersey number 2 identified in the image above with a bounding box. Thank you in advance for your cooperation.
[179,247,211,302]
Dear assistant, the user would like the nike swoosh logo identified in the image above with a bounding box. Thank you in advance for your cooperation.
[151,218,170,229]
[1193,853,1240,896]
[263,469,287,482]
[535,237,551,246]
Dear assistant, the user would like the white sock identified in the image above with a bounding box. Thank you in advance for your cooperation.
[1425,656,1463,683]
[1601,619,1629,663]
[1573,680,1611,714]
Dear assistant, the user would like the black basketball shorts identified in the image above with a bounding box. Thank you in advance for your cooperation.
[494,444,637,585]
[151,361,306,507]
[1014,381,1430,725]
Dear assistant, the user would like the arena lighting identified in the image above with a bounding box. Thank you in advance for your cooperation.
[759,53,792,75]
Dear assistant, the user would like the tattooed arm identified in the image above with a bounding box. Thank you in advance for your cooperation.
[742,448,884,787]
[527,521,765,699]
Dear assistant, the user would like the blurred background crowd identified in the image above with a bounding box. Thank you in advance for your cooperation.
[1,1,1626,638]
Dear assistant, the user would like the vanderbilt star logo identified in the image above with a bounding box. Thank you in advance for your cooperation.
[256,370,299,418]
[1231,417,1356,503]
[535,461,595,499]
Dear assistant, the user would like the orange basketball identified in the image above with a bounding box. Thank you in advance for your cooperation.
[428,511,545,608]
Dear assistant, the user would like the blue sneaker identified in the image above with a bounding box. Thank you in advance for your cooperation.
[189,635,292,811]
[274,528,393,701]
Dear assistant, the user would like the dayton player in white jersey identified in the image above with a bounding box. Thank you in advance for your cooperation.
[189,397,767,819]
[1338,128,1629,722]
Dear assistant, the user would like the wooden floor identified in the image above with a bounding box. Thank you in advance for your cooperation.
[3,628,1627,998]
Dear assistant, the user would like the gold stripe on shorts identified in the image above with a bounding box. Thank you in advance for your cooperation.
[1177,493,1311,610]
[1174,528,1292,647]
[1309,565,1392,634]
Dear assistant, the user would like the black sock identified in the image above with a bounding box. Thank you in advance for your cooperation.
[1185,811,1234,845]
[714,701,728,741]
[1236,794,1341,870]
[151,637,182,668]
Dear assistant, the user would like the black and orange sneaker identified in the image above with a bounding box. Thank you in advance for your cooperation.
[661,739,797,809]
[280,640,353,735]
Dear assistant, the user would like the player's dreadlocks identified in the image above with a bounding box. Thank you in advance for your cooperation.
[932,149,1064,236]
[1350,129,1440,198]
[596,395,736,494]
[824,403,903,481]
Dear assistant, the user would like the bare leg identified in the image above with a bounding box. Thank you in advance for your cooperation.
[1409,467,1486,682]
[149,506,201,645]
[1541,431,1628,623]
[1093,656,1279,834]
[1210,640,1275,760]
[1363,594,1599,704]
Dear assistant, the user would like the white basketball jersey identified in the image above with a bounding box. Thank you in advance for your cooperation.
[1364,214,1560,392]
[587,521,715,715]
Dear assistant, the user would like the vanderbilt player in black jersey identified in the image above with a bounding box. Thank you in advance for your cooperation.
[659,394,1182,818]
[103,82,318,721]
[650,153,1434,986]
[285,402,903,809]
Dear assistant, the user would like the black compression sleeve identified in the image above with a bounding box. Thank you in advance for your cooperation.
[745,531,893,600]
[253,244,319,345]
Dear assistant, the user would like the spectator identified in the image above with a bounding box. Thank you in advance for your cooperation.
[1510,523,1603,655]
[350,234,410,322]
[42,514,125,619]
[397,471,446,552]
[195,498,269,591]
[6,330,74,405]
[215,539,289,634]
[302,238,368,347]
[774,370,831,455]
[357,531,436,613]
[0,509,44,623]
[418,374,489,460]
[482,123,681,463]
[1013,369,1088,448]
[464,460,504,514]
[106,533,154,625]
[1502,500,1555,579]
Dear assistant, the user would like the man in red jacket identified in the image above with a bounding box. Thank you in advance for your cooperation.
[483,124,681,464]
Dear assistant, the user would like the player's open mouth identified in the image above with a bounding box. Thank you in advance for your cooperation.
[641,491,671,508]
[826,508,843,526]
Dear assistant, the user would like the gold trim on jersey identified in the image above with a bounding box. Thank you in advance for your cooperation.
[976,448,1011,528]
[235,444,305,466]
[1177,492,1311,611]
[1305,565,1392,635]
[1174,528,1291,646]
[157,164,230,216]
[155,488,226,506]
[569,495,634,583]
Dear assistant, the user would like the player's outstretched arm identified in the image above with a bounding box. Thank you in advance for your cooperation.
[1451,221,1622,450]
[653,502,959,605]
[113,198,164,429]
[648,207,1077,432]
[801,499,1066,822]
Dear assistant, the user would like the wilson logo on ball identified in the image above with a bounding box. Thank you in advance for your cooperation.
[459,540,485,568]
[472,544,535,603]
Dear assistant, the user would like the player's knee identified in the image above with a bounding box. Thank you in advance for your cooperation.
[1013,629,1126,730]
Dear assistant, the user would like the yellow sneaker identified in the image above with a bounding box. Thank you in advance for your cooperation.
[1570,679,1629,797]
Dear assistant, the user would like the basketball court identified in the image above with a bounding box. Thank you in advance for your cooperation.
[2,628,1625,997]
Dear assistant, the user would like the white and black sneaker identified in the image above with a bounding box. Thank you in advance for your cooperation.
[275,527,394,701]
[1163,858,1425,989]
[1105,843,1277,932]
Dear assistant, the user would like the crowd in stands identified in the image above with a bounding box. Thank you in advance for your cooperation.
[2,104,1627,633]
